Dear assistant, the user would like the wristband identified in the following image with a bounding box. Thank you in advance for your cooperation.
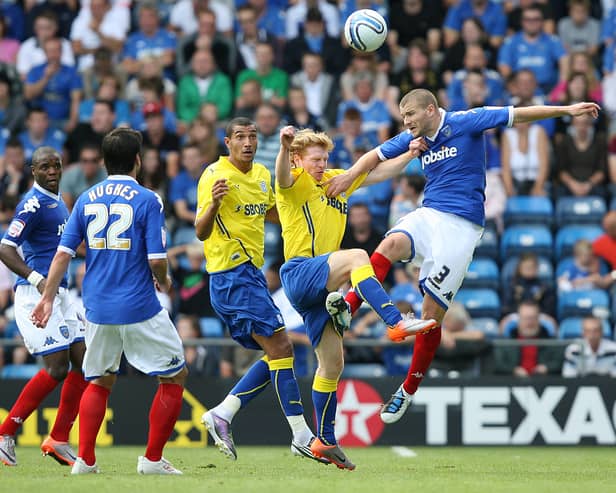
[27,271,44,287]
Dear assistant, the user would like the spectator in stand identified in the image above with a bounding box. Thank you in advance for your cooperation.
[246,0,286,40]
[443,0,507,49]
[125,69,176,123]
[330,108,379,170]
[64,98,114,164]
[0,73,25,135]
[24,0,78,40]
[494,301,562,377]
[508,69,555,137]
[235,4,282,73]
[253,102,282,179]
[593,211,616,271]
[59,143,106,211]
[24,36,82,132]
[557,239,614,293]
[505,0,555,35]
[341,203,383,254]
[176,315,218,376]
[176,8,235,77]
[609,135,616,198]
[169,143,204,231]
[340,52,388,102]
[122,1,176,80]
[284,86,327,132]
[78,74,130,127]
[69,0,128,72]
[283,7,348,77]
[387,39,442,124]
[140,101,181,177]
[0,14,19,64]
[446,44,505,111]
[550,52,603,105]
[235,42,288,110]
[554,113,608,199]
[169,0,233,39]
[0,139,30,200]
[557,0,600,56]
[285,0,340,40]
[233,78,262,120]
[502,253,556,320]
[498,4,568,93]
[562,317,616,377]
[185,116,224,165]
[388,0,442,56]
[80,46,126,101]
[431,302,488,377]
[440,17,497,85]
[18,107,66,163]
[601,4,616,46]
[290,52,337,127]
[17,10,74,79]
[501,108,550,197]
[138,147,167,200]
[177,48,232,124]
[389,174,425,228]
[336,73,391,143]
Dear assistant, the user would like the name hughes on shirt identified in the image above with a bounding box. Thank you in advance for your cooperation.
[87,183,139,202]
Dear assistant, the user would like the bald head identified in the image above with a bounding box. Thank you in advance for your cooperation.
[399,89,440,136]
[32,146,61,166]
[400,89,438,112]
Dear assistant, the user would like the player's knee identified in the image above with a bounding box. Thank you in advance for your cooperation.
[321,354,344,379]
[46,363,70,381]
[349,248,370,267]
[272,338,294,359]
[377,234,407,261]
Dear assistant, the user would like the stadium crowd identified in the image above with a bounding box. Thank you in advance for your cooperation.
[1,0,616,379]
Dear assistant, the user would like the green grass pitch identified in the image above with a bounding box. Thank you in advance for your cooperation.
[3,446,615,493]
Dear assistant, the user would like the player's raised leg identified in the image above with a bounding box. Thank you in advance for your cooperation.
[344,251,393,315]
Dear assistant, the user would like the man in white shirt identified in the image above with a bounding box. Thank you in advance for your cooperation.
[169,0,233,38]
[562,317,616,377]
[285,0,340,39]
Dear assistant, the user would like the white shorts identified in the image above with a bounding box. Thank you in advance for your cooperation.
[82,309,185,380]
[388,207,484,309]
[14,285,85,356]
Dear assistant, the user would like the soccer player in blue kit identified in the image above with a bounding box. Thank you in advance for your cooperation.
[0,147,87,467]
[326,89,600,424]
[32,128,188,475]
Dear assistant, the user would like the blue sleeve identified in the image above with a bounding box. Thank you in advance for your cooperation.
[166,32,177,50]
[123,36,137,59]
[448,106,513,134]
[602,10,615,42]
[59,200,84,254]
[604,44,614,73]
[168,175,184,204]
[443,5,462,31]
[144,193,167,258]
[550,36,566,61]
[70,69,83,91]
[26,66,42,84]
[447,77,464,108]
[376,131,413,160]
[497,38,514,69]
[1,196,42,247]
[492,6,507,36]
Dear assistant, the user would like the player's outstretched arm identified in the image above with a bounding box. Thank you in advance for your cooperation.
[30,250,72,328]
[275,125,295,189]
[195,178,229,241]
[325,149,381,197]
[361,139,428,187]
[513,102,600,124]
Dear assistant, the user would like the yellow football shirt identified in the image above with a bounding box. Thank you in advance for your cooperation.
[276,168,366,260]
[196,156,275,273]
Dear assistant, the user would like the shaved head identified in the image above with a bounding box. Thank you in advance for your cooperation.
[400,89,438,111]
[32,146,61,167]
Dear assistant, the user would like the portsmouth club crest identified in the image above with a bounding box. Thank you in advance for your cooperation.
[259,180,267,193]
[59,325,70,339]
[442,125,452,138]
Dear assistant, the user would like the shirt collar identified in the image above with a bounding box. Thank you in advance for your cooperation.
[426,108,446,142]
[107,175,137,182]
[34,182,60,201]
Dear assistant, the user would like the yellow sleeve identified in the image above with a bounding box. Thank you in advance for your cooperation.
[265,169,276,209]
[346,172,368,196]
[277,168,310,205]
[196,168,215,220]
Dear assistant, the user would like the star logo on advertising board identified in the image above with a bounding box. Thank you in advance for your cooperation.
[335,380,384,446]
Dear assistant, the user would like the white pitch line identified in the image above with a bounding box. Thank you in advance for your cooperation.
[391,446,417,458]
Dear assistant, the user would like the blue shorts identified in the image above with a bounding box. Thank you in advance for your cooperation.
[279,255,331,348]
[210,262,285,350]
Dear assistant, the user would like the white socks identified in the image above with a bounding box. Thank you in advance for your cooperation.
[212,394,241,423]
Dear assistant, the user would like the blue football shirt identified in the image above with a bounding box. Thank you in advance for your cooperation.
[59,175,167,324]
[18,128,66,163]
[1,183,69,289]
[376,106,514,227]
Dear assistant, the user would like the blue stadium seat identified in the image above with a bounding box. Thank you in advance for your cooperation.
[173,226,198,246]
[455,289,501,319]
[471,317,500,338]
[199,317,224,337]
[341,363,387,378]
[463,258,499,290]
[500,255,554,293]
[502,316,557,337]
[556,257,610,278]
[474,227,499,260]
[1,364,41,379]
[504,196,553,227]
[557,289,611,320]
[558,317,612,339]
[554,225,603,260]
[555,196,606,226]
[501,225,553,260]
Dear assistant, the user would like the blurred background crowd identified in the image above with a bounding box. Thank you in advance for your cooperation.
[0,0,616,381]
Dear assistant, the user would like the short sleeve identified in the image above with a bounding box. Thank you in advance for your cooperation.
[145,192,167,259]
[25,65,41,85]
[168,174,185,204]
[497,38,514,69]
[1,196,42,248]
[448,106,513,134]
[70,69,83,91]
[492,7,507,37]
[196,168,215,220]
[376,131,413,161]
[58,199,85,255]
[443,5,461,31]
[550,36,566,60]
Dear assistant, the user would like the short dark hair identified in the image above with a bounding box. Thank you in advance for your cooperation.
[79,143,101,157]
[225,117,256,138]
[27,106,47,118]
[5,136,23,150]
[101,128,142,175]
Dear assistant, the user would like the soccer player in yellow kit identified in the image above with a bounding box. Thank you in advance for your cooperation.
[275,127,435,469]
[195,117,321,463]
